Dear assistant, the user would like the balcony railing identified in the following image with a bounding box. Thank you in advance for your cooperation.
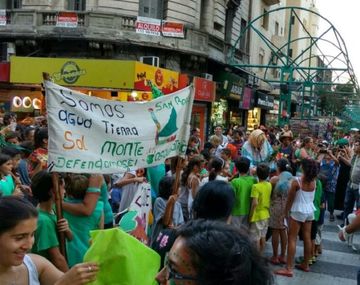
[0,9,210,58]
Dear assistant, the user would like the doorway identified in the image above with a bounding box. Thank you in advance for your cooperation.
[191,103,208,148]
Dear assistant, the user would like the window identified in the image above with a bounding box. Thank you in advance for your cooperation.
[139,0,163,19]
[6,0,22,8]
[261,9,269,30]
[68,0,86,11]
[240,18,247,51]
[214,22,224,33]
[275,21,279,35]
[259,48,265,70]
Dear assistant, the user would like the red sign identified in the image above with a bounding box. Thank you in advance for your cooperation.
[136,17,161,36]
[162,21,185,38]
[56,12,78,28]
[241,87,252,109]
[0,62,10,82]
[194,77,216,102]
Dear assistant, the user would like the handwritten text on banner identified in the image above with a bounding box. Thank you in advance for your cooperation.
[45,81,194,173]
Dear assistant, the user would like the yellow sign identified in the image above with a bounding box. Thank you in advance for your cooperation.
[134,62,179,94]
[10,56,135,89]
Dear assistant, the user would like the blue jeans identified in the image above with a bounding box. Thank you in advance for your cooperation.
[357,268,360,285]
[344,183,360,224]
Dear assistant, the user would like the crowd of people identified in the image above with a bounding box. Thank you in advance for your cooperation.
[0,111,360,285]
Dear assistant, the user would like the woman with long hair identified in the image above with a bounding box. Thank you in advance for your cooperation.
[178,156,203,221]
[275,159,319,277]
[0,196,99,284]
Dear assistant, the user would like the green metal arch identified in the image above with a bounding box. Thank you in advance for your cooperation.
[229,5,359,124]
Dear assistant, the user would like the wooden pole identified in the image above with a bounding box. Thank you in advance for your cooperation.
[43,72,66,258]
[51,173,67,258]
[162,156,183,227]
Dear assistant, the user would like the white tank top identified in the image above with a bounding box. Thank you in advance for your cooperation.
[291,177,316,214]
[24,255,40,285]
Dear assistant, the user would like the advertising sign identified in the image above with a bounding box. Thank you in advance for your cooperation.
[162,21,185,38]
[194,77,215,102]
[240,87,252,110]
[56,12,78,28]
[10,56,135,89]
[0,10,6,26]
[134,62,180,94]
[256,91,274,110]
[45,81,194,173]
[136,17,161,36]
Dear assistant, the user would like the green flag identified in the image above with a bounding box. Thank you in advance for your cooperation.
[83,228,161,285]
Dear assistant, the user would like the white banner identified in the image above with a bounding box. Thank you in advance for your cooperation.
[45,81,194,173]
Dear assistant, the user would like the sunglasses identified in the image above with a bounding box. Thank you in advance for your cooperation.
[165,260,198,282]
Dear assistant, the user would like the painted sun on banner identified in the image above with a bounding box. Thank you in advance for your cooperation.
[44,81,194,173]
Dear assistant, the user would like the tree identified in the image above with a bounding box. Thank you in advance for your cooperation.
[317,83,354,116]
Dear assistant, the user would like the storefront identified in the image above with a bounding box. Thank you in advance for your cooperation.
[247,91,274,130]
[192,77,216,146]
[214,71,246,129]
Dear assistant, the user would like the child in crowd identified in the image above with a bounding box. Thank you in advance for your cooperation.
[230,157,256,229]
[319,150,339,221]
[63,174,104,267]
[200,157,228,186]
[249,163,272,253]
[178,156,202,221]
[220,148,235,179]
[31,171,72,272]
[150,176,184,246]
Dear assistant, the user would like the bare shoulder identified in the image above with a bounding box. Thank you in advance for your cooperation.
[27,253,49,267]
[270,176,279,184]
[28,253,63,283]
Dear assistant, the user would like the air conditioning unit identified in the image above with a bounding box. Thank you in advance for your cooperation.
[201,73,213,81]
[140,56,160,67]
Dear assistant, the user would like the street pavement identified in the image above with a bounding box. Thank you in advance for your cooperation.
[266,210,359,285]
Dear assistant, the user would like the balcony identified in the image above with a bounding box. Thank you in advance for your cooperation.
[0,9,209,57]
[262,0,280,6]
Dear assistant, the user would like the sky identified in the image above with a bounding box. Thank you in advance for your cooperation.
[315,0,360,83]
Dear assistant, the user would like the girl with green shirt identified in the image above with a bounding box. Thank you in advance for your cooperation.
[63,174,104,267]
[0,153,16,197]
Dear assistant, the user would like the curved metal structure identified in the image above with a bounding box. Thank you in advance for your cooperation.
[229,6,359,125]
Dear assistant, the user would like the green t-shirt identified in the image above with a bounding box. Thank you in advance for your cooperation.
[313,179,323,221]
[250,181,272,222]
[32,210,59,259]
[0,175,15,196]
[231,175,257,216]
[64,193,104,267]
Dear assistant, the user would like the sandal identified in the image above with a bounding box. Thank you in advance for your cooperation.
[269,256,280,265]
[278,256,287,264]
[274,268,293,277]
[295,263,310,272]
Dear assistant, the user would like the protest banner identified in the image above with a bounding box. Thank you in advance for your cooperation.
[118,182,152,244]
[44,80,194,173]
